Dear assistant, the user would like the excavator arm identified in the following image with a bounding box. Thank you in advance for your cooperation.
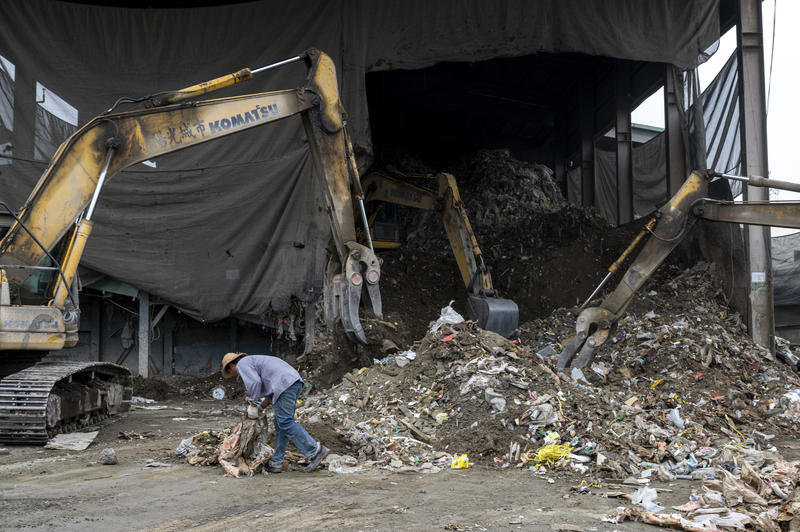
[557,169,800,371]
[0,48,380,348]
[0,48,385,444]
[360,172,519,336]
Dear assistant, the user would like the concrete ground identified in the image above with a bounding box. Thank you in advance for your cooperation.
[0,397,709,532]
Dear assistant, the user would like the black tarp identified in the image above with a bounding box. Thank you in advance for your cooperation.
[0,0,720,323]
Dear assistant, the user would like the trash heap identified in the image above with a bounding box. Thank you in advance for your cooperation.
[605,450,800,532]
[449,148,564,233]
[173,255,800,532]
[398,149,564,254]
[176,419,273,477]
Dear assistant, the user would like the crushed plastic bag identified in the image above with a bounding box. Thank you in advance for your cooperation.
[484,387,507,413]
[460,373,493,396]
[430,305,465,333]
[326,454,364,474]
[632,487,664,513]
[399,349,417,361]
[175,436,198,457]
[451,454,469,469]
[667,406,686,430]
[780,389,800,408]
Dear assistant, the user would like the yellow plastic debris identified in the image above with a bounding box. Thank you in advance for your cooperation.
[450,454,469,469]
[530,443,573,469]
[650,378,663,389]
[544,431,560,443]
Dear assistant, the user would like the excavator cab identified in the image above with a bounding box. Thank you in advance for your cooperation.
[361,202,401,250]
[357,172,519,337]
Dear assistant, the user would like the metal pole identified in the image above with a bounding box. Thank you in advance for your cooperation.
[737,0,774,353]
[614,59,633,226]
[358,199,374,253]
[86,146,117,221]
[251,55,305,75]
[664,65,688,197]
[138,290,150,377]
[579,74,595,208]
[721,173,800,193]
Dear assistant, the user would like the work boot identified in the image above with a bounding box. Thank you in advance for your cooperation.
[266,461,283,474]
[306,444,330,472]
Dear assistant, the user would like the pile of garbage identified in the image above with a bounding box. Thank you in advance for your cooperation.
[396,149,564,254]
[182,259,800,473]
[175,418,274,477]
[172,255,800,528]
[606,451,800,532]
[450,148,564,232]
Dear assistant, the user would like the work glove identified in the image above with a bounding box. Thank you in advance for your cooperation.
[247,404,259,419]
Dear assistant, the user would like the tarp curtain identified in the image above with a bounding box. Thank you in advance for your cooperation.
[700,51,741,177]
[0,0,720,323]
[567,132,668,225]
[771,233,800,307]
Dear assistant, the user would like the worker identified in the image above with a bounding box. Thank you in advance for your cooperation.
[221,352,329,473]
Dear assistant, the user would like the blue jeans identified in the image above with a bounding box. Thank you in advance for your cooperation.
[270,380,318,466]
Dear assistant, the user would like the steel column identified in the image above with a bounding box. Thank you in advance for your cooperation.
[163,310,173,375]
[229,316,238,353]
[615,59,634,225]
[138,291,149,377]
[737,0,774,352]
[554,105,567,198]
[579,74,595,207]
[91,297,100,361]
[664,65,687,197]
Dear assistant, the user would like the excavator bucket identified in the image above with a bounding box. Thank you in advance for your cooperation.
[466,296,519,337]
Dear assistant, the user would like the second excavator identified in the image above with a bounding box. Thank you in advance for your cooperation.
[356,171,519,337]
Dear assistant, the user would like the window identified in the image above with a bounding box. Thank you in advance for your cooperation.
[0,54,14,166]
[34,82,78,161]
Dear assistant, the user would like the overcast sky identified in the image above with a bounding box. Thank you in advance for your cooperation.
[631,1,798,236]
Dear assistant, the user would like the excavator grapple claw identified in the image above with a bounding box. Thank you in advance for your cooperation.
[556,307,617,372]
[324,242,382,345]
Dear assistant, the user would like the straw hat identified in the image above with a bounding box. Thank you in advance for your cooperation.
[221,352,245,378]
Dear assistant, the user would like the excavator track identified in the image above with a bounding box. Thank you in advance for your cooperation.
[0,361,132,444]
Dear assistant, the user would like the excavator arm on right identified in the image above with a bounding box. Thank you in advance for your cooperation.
[558,169,800,372]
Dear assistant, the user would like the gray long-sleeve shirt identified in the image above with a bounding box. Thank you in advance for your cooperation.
[235,355,301,405]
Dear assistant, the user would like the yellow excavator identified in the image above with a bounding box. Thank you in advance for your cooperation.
[0,48,381,443]
[557,169,800,372]
[356,172,519,336]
